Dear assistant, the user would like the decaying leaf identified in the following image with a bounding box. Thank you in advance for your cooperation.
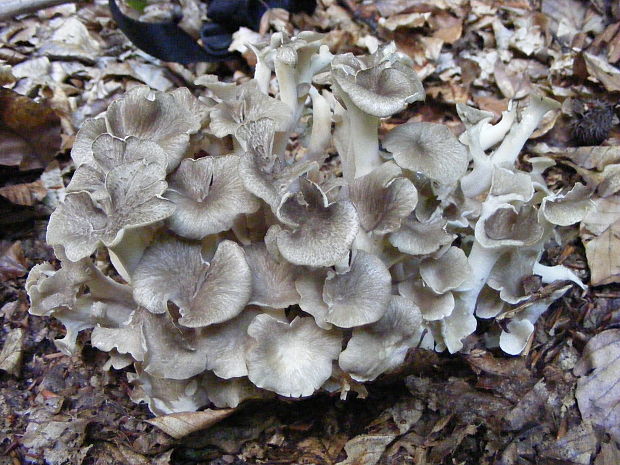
[583,52,620,92]
[0,241,28,280]
[0,180,47,206]
[336,433,397,465]
[0,88,61,170]
[21,418,92,465]
[147,409,236,439]
[574,329,620,442]
[580,196,620,285]
[0,327,25,376]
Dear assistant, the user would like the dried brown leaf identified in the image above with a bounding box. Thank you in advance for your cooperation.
[583,52,620,92]
[0,88,61,170]
[147,409,236,439]
[580,196,620,285]
[336,434,397,465]
[0,327,25,376]
[0,241,28,281]
[0,180,47,206]
[574,329,620,441]
[538,422,598,465]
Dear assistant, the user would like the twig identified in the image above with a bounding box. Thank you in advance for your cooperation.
[0,0,78,21]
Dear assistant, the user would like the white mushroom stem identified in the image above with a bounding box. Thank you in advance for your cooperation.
[491,95,560,167]
[479,103,516,151]
[456,241,503,313]
[305,87,332,163]
[274,56,298,117]
[340,93,381,179]
[532,262,586,289]
[298,45,333,84]
[461,122,494,198]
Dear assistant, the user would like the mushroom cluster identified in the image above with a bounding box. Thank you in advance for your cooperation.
[27,33,589,415]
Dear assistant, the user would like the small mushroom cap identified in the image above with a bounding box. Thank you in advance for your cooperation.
[132,237,251,327]
[246,314,342,397]
[389,213,455,256]
[70,117,107,166]
[398,279,454,321]
[339,295,425,381]
[128,367,208,416]
[349,161,418,234]
[273,179,359,267]
[540,183,593,226]
[323,250,392,328]
[166,155,260,239]
[476,204,544,249]
[332,47,424,117]
[296,269,331,329]
[489,167,534,203]
[420,247,471,294]
[499,319,534,355]
[200,307,261,379]
[209,81,290,139]
[487,248,539,304]
[384,122,469,185]
[201,372,272,408]
[245,243,300,308]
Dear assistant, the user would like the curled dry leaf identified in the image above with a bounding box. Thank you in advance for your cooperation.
[147,409,236,439]
[0,241,28,281]
[0,327,25,376]
[574,329,620,442]
[0,87,61,170]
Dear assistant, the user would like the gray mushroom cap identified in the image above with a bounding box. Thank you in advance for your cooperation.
[331,45,424,118]
[245,314,342,397]
[349,161,418,234]
[272,178,359,267]
[384,122,469,185]
[132,237,252,328]
[165,155,260,239]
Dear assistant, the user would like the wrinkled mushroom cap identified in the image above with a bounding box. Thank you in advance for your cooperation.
[323,250,392,328]
[476,204,544,249]
[273,178,359,267]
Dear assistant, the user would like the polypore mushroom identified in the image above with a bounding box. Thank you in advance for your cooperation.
[339,295,428,381]
[271,178,358,267]
[165,155,260,239]
[331,43,425,179]
[383,122,469,185]
[132,237,252,327]
[245,314,342,397]
[46,159,174,262]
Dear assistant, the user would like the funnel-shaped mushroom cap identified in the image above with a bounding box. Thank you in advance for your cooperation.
[209,81,290,139]
[339,295,425,381]
[332,44,424,117]
[323,250,392,328]
[128,367,208,416]
[384,122,469,185]
[47,160,174,262]
[476,204,544,249]
[165,155,260,239]
[68,135,168,199]
[273,178,358,267]
[132,237,251,328]
[489,167,535,203]
[202,372,272,408]
[246,314,342,397]
[349,162,418,234]
[398,279,454,321]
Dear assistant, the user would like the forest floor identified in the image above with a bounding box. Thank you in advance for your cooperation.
[1,0,620,464]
